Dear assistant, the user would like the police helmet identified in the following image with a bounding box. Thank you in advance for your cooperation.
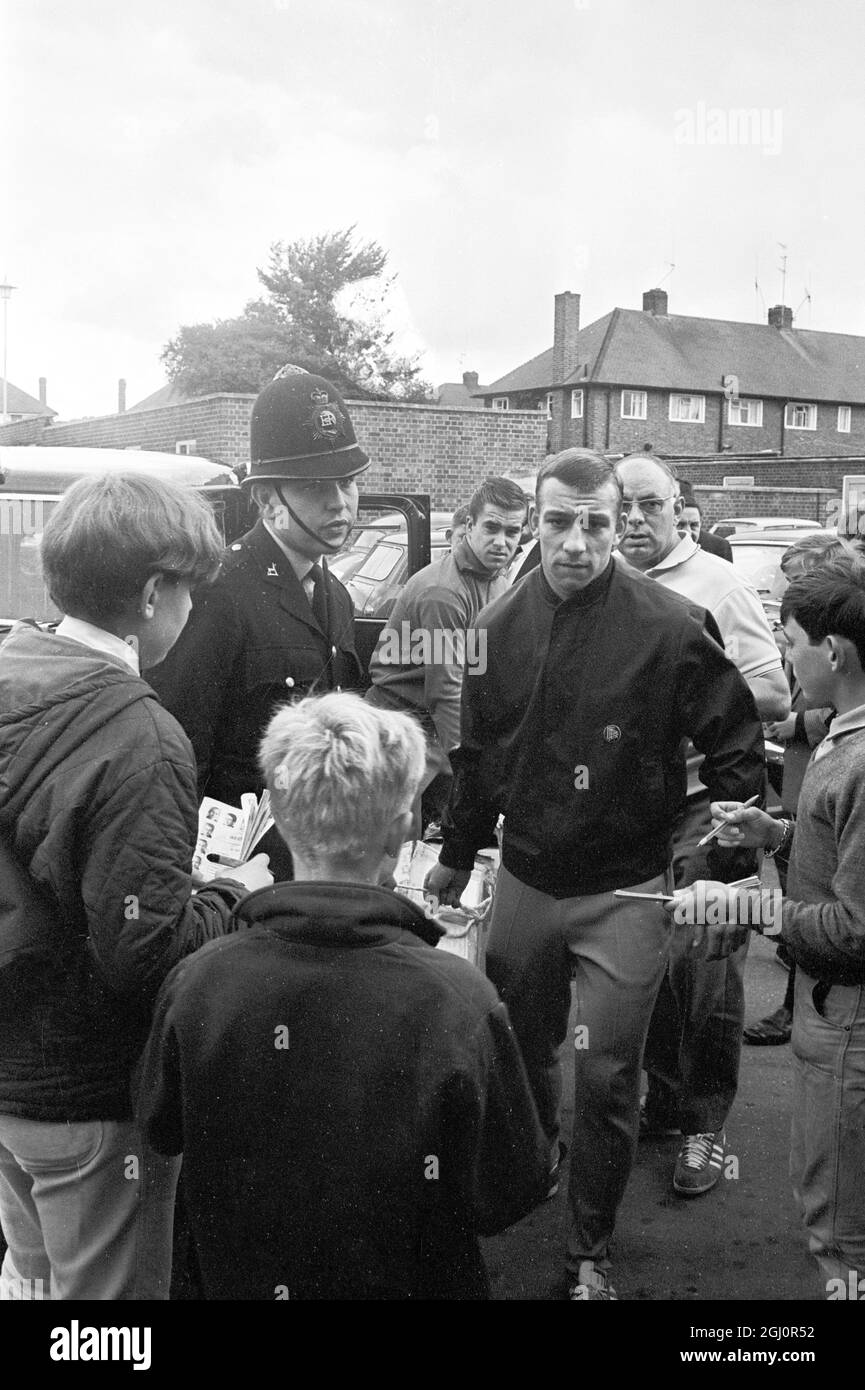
[245,365,370,485]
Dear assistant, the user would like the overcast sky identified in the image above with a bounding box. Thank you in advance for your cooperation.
[4,0,864,419]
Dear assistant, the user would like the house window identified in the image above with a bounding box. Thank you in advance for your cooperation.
[785,403,817,430]
[537,393,554,416]
[669,393,705,423]
[838,406,852,434]
[491,397,509,412]
[621,390,647,420]
[176,439,197,455]
[571,389,584,419]
[728,398,764,427]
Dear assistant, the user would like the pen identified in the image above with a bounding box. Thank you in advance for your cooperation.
[696,794,761,848]
[614,874,762,903]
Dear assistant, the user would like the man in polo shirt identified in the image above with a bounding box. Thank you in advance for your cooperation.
[365,476,526,830]
[616,453,789,1199]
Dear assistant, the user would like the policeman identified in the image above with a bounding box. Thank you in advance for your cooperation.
[148,365,369,878]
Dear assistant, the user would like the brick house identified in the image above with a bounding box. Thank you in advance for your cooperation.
[475,290,865,459]
[0,377,56,425]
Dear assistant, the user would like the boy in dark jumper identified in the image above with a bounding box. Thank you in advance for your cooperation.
[136,692,548,1300]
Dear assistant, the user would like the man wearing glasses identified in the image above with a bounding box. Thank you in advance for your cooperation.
[616,453,788,1200]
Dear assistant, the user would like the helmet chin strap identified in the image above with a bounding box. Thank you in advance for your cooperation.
[274,484,348,554]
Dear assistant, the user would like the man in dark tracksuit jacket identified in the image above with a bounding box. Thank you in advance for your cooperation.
[427,448,765,1301]
[149,367,367,879]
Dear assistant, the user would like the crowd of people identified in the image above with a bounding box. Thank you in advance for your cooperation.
[0,364,863,1302]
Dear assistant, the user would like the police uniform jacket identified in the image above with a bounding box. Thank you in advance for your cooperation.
[148,519,362,813]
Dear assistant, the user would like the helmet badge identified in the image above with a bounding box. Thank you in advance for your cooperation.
[307,396,346,445]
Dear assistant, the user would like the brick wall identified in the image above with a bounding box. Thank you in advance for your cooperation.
[691,486,837,526]
[0,396,549,509]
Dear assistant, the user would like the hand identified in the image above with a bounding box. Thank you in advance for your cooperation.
[764,714,796,741]
[223,854,273,893]
[424,863,470,908]
[707,802,779,850]
[665,881,751,960]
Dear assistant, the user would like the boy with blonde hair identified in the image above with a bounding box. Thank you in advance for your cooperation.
[137,692,547,1300]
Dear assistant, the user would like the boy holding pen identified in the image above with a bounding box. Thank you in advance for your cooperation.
[670,556,865,1297]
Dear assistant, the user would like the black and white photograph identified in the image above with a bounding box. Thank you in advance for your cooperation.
[2,0,864,1357]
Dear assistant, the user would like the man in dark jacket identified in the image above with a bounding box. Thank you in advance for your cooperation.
[137,693,548,1300]
[677,483,734,562]
[0,472,271,1301]
[148,366,367,879]
[426,448,765,1301]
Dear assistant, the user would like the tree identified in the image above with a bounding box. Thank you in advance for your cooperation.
[161,228,431,401]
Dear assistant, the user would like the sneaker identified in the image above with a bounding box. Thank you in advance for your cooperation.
[638,1093,681,1140]
[568,1262,618,1301]
[673,1130,726,1196]
[547,1141,568,1199]
[742,1005,792,1046]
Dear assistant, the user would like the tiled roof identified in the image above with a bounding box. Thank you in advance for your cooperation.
[480,309,865,404]
[0,380,56,416]
[434,381,489,409]
[126,380,196,412]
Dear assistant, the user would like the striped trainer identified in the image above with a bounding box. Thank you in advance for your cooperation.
[673,1130,726,1196]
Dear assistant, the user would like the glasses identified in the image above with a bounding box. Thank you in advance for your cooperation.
[621,495,675,517]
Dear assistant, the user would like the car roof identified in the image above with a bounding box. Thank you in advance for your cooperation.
[715,516,821,528]
[0,446,237,493]
[729,528,837,544]
[365,509,452,528]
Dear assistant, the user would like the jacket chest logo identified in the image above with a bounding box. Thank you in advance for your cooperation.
[602,724,621,742]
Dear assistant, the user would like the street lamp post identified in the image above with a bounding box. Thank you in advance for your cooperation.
[1,281,16,424]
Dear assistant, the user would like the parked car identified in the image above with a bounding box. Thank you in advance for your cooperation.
[346,526,451,618]
[330,510,451,584]
[0,450,433,677]
[728,527,837,602]
[0,446,248,637]
[710,516,822,538]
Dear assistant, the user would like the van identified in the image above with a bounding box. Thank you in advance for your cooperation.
[0,448,431,676]
[0,447,247,636]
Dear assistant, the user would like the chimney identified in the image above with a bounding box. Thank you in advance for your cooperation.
[552,291,581,382]
[462,370,479,391]
[38,377,47,406]
[118,378,127,413]
[767,304,793,330]
[642,288,668,315]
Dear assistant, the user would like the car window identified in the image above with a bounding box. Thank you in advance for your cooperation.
[729,543,785,593]
[353,541,405,583]
[0,496,62,625]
